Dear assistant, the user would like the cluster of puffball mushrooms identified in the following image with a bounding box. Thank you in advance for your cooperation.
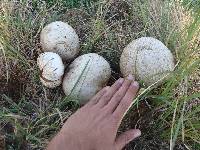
[37,21,175,105]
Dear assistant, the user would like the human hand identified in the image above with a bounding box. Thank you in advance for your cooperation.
[47,75,140,150]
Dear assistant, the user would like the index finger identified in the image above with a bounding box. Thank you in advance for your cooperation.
[112,81,139,124]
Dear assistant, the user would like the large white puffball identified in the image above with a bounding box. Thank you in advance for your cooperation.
[62,53,111,104]
[37,52,64,88]
[40,21,80,60]
[120,37,175,86]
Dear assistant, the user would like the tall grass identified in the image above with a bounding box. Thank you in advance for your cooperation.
[134,0,200,149]
[45,0,96,9]
[0,1,73,149]
[181,0,200,12]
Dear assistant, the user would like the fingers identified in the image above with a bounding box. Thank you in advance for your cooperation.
[113,81,139,122]
[97,78,124,107]
[105,75,134,113]
[115,129,141,149]
[86,86,110,106]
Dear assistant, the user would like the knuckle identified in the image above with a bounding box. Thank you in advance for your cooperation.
[103,93,111,99]
[113,82,122,89]
[120,100,130,110]
[111,114,119,122]
[116,93,123,98]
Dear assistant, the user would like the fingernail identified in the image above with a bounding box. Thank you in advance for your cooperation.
[105,86,110,90]
[134,129,141,137]
[118,78,124,84]
[131,81,139,88]
[127,74,134,80]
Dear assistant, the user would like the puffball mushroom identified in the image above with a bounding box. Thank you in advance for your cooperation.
[63,53,111,105]
[40,21,80,60]
[120,37,175,86]
[37,52,64,88]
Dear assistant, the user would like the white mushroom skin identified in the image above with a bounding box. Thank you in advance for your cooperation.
[120,37,175,86]
[37,52,64,88]
[63,53,111,105]
[40,21,80,60]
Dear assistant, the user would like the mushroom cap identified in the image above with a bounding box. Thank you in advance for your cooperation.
[40,21,80,60]
[120,37,175,86]
[37,52,64,88]
[63,53,111,104]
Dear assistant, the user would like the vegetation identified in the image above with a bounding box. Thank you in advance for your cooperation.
[0,0,199,149]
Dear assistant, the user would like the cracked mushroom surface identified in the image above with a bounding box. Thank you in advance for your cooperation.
[63,53,111,105]
[37,52,64,88]
[40,21,80,60]
[120,37,175,86]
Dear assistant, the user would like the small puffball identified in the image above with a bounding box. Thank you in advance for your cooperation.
[37,52,64,88]
[120,37,175,86]
[40,21,80,60]
[63,53,111,105]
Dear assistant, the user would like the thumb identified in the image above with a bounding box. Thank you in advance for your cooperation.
[115,129,141,149]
